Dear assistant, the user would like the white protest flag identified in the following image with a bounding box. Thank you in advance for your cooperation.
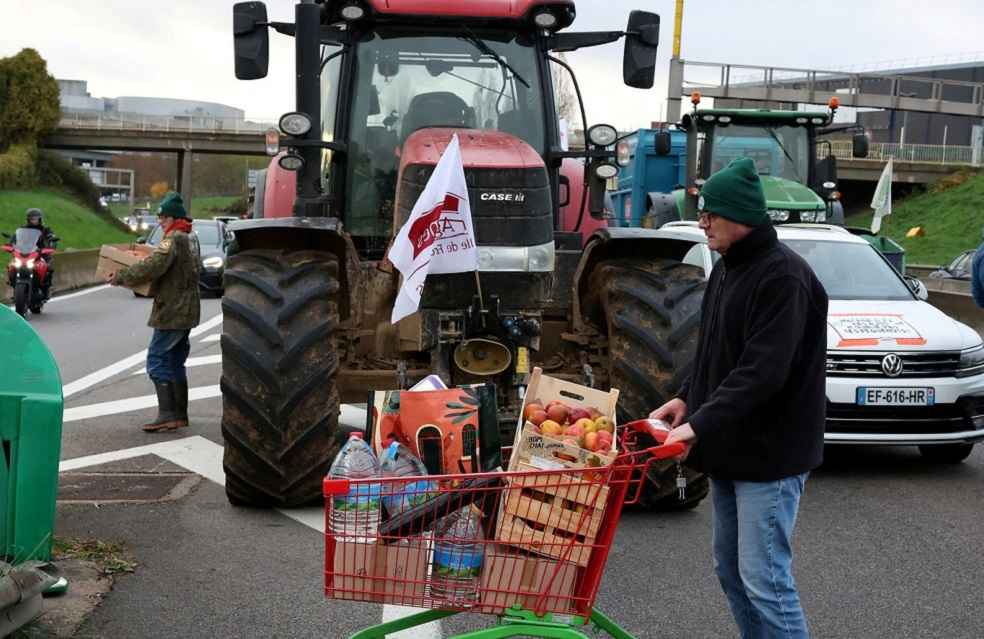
[388,134,478,323]
[870,156,893,234]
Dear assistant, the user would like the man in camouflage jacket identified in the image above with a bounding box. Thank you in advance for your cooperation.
[110,192,201,432]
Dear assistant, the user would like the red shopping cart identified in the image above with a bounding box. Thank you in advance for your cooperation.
[323,419,685,639]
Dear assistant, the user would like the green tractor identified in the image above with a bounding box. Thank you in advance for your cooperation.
[645,98,871,229]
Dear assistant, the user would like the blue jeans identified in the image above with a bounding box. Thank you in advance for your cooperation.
[711,474,810,639]
[147,329,191,383]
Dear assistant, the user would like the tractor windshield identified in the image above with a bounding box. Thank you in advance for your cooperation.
[708,124,809,183]
[336,29,546,238]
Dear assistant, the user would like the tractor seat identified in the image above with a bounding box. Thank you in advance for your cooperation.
[401,91,472,141]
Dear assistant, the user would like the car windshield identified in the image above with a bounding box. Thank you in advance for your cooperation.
[146,225,164,245]
[710,124,809,182]
[193,222,221,246]
[782,239,914,300]
[335,28,546,238]
[12,228,42,253]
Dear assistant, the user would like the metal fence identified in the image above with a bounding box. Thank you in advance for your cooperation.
[823,140,979,165]
[59,110,278,134]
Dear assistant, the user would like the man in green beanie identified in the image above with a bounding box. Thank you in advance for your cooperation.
[108,192,201,432]
[651,158,827,638]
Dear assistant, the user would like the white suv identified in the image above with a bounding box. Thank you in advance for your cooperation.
[658,222,984,463]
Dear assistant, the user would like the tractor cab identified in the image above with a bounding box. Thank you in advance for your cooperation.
[675,102,868,225]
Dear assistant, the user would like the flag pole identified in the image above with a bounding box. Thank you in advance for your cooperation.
[474,270,485,312]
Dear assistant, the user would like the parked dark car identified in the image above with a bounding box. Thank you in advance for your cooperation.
[128,214,157,234]
[143,219,231,296]
[929,250,974,281]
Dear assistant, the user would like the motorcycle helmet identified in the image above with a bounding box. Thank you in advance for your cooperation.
[26,208,43,226]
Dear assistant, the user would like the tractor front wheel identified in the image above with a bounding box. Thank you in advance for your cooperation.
[585,257,709,510]
[220,249,345,507]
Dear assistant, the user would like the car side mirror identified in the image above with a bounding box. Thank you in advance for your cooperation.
[233,2,269,80]
[905,276,928,301]
[852,133,869,159]
[623,11,660,89]
[654,131,672,156]
[136,237,147,244]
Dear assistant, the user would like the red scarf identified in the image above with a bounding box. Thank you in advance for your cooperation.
[165,219,193,235]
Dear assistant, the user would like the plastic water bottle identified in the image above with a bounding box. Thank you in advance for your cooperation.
[328,432,381,542]
[380,441,437,517]
[431,505,484,607]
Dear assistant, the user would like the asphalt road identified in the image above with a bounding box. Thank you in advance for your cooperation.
[34,285,984,638]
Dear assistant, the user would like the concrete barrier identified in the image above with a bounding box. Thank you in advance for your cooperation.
[1,244,132,303]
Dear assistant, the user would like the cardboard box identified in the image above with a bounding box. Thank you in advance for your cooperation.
[327,538,431,605]
[96,244,155,296]
[479,546,577,615]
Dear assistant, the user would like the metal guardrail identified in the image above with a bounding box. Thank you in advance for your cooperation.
[58,111,278,135]
[822,141,979,165]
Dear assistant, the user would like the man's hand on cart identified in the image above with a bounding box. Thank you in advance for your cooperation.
[649,397,687,428]
[663,423,696,461]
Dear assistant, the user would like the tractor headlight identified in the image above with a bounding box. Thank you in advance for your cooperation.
[587,124,618,147]
[768,209,790,222]
[278,153,305,171]
[799,211,817,223]
[340,2,365,20]
[957,344,984,378]
[202,256,224,269]
[279,112,312,137]
[594,162,619,180]
[533,10,558,28]
[477,242,555,272]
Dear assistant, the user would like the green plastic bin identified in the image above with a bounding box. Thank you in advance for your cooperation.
[845,227,907,274]
[0,305,63,562]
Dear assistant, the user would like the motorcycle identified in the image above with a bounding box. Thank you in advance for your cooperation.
[2,228,55,317]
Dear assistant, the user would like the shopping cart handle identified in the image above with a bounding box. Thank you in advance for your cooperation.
[622,419,689,460]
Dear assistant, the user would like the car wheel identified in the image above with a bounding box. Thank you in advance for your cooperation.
[918,443,974,464]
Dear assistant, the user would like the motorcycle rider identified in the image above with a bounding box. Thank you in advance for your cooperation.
[19,209,58,296]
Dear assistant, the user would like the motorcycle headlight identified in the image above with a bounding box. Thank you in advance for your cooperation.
[12,258,22,268]
[956,344,984,378]
[202,256,224,268]
[26,259,35,269]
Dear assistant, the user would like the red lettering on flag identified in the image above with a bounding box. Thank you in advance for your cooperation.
[408,193,462,259]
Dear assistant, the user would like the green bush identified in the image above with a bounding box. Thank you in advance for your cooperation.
[0,142,37,189]
[0,48,60,148]
[37,150,102,210]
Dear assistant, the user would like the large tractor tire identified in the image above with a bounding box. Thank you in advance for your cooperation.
[585,257,709,510]
[220,249,344,507]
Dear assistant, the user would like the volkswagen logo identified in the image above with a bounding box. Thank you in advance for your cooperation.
[881,353,904,377]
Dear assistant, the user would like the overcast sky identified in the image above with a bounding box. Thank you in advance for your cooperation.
[2,0,984,129]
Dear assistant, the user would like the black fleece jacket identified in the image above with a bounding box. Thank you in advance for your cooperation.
[678,224,828,481]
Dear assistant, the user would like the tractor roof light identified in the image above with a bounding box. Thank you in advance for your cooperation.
[717,115,732,124]
[340,3,365,20]
[533,10,558,29]
[811,117,825,124]
[691,91,701,105]
[264,127,280,156]
[587,124,618,147]
[278,153,305,171]
[829,96,840,110]
[279,112,312,136]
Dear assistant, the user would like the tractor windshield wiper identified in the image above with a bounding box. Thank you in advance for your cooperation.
[459,33,530,88]
[765,127,804,183]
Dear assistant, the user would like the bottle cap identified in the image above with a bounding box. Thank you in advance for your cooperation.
[349,431,364,439]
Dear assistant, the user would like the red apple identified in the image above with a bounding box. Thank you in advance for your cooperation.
[523,402,544,421]
[546,403,569,425]
[529,409,548,426]
[568,407,591,423]
[584,431,599,452]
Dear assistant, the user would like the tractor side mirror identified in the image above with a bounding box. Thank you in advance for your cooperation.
[815,154,837,190]
[233,2,270,80]
[852,133,869,159]
[654,131,672,156]
[623,11,660,89]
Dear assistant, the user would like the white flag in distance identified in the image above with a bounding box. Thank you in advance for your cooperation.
[388,134,478,323]
[870,157,893,234]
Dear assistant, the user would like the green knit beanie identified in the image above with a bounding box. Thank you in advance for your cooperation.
[698,157,768,226]
[158,192,189,219]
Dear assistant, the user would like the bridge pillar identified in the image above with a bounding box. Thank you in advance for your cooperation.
[177,150,193,214]
[665,58,685,124]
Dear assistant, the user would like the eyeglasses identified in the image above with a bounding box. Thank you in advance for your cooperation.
[697,211,718,224]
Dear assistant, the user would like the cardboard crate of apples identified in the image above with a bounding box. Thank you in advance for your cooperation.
[508,368,620,472]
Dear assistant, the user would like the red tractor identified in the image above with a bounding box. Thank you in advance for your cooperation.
[226,0,706,508]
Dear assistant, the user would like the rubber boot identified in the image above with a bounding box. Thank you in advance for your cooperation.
[173,380,189,429]
[143,380,181,432]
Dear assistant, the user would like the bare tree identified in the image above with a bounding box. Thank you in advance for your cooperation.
[551,53,579,128]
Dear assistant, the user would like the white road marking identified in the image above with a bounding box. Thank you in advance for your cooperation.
[60,433,440,638]
[62,313,223,399]
[49,284,112,302]
[63,385,221,423]
[200,334,220,343]
[130,354,222,375]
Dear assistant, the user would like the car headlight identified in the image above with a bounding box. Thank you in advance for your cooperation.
[141,223,149,230]
[202,256,224,268]
[956,345,984,378]
[129,224,138,231]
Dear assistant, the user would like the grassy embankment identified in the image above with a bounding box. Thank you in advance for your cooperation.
[844,169,984,266]
[0,188,131,250]
[108,195,239,220]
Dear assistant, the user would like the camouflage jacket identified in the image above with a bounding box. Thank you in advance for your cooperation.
[117,230,201,330]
